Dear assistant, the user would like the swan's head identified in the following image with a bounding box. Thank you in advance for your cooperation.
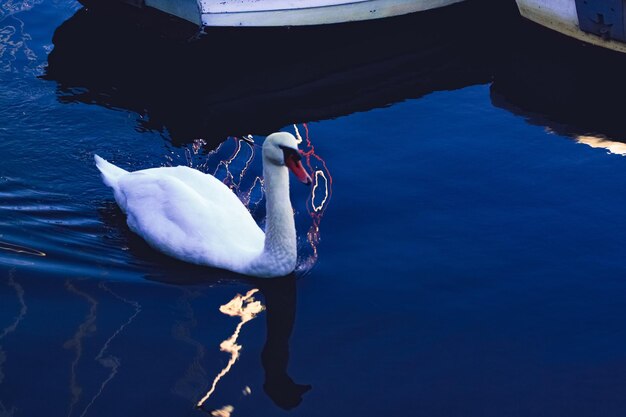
[263,132,312,185]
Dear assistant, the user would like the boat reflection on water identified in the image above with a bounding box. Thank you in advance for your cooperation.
[491,20,626,155]
[43,0,502,146]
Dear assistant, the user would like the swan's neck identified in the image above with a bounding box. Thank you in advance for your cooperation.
[257,162,297,276]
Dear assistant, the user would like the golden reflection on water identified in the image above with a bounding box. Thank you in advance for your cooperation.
[575,135,626,156]
[196,289,265,411]
[210,405,234,417]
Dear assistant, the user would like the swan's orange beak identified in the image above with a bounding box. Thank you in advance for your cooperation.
[286,152,312,185]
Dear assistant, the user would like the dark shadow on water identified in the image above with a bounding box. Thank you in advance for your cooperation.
[43,0,508,146]
[45,0,626,149]
[491,18,626,145]
[255,275,311,410]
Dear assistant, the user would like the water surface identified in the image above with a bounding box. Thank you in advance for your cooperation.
[2,1,626,416]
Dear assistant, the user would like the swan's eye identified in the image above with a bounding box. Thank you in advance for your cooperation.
[279,145,302,163]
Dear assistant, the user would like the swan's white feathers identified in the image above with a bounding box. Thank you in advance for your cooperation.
[95,132,304,278]
[105,163,264,271]
[94,154,128,187]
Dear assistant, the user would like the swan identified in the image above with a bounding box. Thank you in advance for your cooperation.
[95,132,312,278]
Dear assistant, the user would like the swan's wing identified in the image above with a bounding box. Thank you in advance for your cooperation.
[148,166,249,209]
[116,168,264,270]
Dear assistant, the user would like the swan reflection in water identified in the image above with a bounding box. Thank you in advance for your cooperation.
[195,276,311,415]
[257,276,312,410]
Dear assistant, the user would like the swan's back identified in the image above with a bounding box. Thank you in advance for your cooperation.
[99,160,265,271]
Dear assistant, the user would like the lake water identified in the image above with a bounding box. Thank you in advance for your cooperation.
[2,1,626,416]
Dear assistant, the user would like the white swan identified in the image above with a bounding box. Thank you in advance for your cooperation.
[95,132,312,278]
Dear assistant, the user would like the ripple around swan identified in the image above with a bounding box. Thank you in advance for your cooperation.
[0,178,134,278]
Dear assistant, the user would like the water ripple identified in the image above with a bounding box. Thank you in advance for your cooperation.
[63,280,98,417]
[77,282,142,417]
[0,0,42,21]
[0,178,138,278]
[0,15,37,74]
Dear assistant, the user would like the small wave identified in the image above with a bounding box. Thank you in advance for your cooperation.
[0,0,43,22]
[0,240,45,257]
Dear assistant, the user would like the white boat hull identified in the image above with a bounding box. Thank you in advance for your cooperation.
[516,0,626,53]
[145,0,465,27]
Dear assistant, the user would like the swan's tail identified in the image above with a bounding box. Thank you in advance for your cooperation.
[94,154,128,187]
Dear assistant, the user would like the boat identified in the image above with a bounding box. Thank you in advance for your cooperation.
[516,0,626,53]
[86,0,466,27]
[46,1,502,146]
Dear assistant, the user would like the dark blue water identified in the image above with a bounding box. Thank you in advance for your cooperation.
[3,1,626,416]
